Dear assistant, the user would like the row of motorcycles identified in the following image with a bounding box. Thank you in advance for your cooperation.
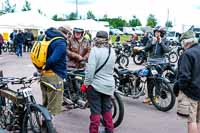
[62,41,180,129]
[114,41,184,66]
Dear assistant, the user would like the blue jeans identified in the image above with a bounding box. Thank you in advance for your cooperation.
[16,43,22,57]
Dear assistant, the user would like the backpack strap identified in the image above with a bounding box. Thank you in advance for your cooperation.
[94,46,111,75]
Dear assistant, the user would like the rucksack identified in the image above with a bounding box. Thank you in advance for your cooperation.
[30,36,64,69]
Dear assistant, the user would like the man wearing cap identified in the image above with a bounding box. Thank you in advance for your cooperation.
[173,31,200,133]
[83,31,116,133]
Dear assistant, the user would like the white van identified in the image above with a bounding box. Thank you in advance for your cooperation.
[166,31,180,42]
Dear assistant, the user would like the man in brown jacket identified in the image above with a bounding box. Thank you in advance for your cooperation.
[67,27,91,68]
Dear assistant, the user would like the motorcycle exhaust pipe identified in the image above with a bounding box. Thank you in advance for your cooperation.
[63,97,73,105]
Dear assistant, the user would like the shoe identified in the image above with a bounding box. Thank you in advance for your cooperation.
[143,97,152,105]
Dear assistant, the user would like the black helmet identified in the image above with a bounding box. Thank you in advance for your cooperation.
[154,26,166,37]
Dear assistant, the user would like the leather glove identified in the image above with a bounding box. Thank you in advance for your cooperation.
[173,82,179,97]
[81,84,87,93]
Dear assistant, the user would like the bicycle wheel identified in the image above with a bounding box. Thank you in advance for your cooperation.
[149,79,175,112]
[22,105,54,133]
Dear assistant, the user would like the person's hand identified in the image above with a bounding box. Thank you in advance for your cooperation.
[81,84,87,93]
[78,55,84,61]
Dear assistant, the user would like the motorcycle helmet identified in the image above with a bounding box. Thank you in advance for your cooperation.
[153,26,166,38]
[73,27,84,33]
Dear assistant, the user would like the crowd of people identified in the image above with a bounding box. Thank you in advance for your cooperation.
[1,24,200,133]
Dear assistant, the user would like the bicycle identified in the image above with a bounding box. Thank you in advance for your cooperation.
[0,72,54,133]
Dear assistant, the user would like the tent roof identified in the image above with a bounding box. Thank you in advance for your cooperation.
[0,11,56,29]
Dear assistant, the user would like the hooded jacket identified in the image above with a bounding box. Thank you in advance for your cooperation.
[44,27,67,79]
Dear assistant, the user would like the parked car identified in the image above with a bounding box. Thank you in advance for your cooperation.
[109,29,124,35]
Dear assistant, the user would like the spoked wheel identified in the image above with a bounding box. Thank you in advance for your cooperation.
[149,79,175,112]
[101,92,124,128]
[133,54,144,65]
[118,55,129,67]
[169,52,178,63]
[178,48,184,56]
[2,46,7,52]
[22,106,54,133]
[162,69,176,83]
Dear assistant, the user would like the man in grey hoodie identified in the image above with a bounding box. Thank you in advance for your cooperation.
[83,31,116,133]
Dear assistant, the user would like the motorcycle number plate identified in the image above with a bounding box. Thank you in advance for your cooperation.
[22,88,32,97]
[151,70,158,75]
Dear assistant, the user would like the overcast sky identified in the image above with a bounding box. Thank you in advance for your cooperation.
[3,0,200,26]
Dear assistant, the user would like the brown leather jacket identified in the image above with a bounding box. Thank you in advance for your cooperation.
[67,37,91,68]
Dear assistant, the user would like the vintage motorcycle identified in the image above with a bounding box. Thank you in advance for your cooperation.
[63,68,124,128]
[114,62,176,112]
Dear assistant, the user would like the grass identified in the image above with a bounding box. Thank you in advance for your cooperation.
[110,35,143,44]
[110,35,131,44]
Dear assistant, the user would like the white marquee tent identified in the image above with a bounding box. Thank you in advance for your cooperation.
[56,19,109,38]
[0,11,56,29]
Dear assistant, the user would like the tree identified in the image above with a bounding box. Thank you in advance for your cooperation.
[86,10,95,19]
[22,0,31,11]
[129,16,142,27]
[3,0,16,13]
[99,17,127,28]
[146,14,157,28]
[38,9,43,15]
[165,21,173,27]
[103,14,108,19]
[67,12,77,20]
[52,14,58,21]
[52,14,65,21]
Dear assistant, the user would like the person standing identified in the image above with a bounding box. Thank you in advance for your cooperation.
[0,33,4,55]
[173,31,200,133]
[15,29,24,57]
[83,31,116,133]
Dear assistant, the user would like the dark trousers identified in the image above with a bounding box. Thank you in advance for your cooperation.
[0,45,2,55]
[87,86,114,133]
[16,44,22,57]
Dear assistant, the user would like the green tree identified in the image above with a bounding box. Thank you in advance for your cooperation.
[103,14,108,19]
[165,21,173,27]
[86,10,95,19]
[67,12,77,20]
[146,14,157,28]
[129,16,142,27]
[38,9,43,15]
[3,0,16,13]
[52,14,58,21]
[99,17,127,28]
[52,14,65,21]
[22,0,31,11]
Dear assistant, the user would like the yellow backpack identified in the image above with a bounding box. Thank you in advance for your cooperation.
[30,36,64,69]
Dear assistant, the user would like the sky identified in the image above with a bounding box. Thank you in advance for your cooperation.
[1,0,200,26]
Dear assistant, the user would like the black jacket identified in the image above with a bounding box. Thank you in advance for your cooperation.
[175,44,200,100]
[144,37,170,58]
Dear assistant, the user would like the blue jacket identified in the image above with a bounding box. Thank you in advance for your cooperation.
[44,28,67,79]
